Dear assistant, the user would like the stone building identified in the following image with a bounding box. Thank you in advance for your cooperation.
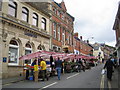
[0,0,51,78]
[51,0,74,53]
[113,3,120,62]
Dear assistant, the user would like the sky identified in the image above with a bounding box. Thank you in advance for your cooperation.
[54,0,120,47]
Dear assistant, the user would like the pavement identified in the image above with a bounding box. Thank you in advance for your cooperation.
[1,76,24,85]
[1,64,120,89]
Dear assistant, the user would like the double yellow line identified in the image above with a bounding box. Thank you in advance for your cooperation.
[100,74,105,90]
[100,74,111,90]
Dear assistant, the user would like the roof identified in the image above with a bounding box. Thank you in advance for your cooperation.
[113,3,120,30]
[53,1,75,21]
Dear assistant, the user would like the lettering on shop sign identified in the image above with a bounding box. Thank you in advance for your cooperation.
[24,31,37,38]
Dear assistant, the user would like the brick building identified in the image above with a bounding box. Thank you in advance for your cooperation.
[113,3,120,61]
[74,33,93,56]
[51,0,75,53]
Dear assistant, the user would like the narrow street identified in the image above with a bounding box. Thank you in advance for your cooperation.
[3,64,106,89]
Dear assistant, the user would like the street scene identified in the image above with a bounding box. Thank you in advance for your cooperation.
[0,0,120,90]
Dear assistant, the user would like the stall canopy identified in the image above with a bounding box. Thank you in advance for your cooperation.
[19,50,97,60]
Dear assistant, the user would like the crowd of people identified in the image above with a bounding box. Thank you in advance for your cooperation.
[25,54,97,81]
[25,54,120,82]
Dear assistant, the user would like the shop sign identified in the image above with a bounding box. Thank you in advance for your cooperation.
[24,31,37,38]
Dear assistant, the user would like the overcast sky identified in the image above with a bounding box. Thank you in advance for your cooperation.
[54,0,119,47]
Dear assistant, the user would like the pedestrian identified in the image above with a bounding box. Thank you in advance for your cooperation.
[50,54,54,70]
[103,57,116,81]
[102,58,104,63]
[31,58,37,79]
[55,57,62,80]
[40,58,48,81]
[25,60,29,80]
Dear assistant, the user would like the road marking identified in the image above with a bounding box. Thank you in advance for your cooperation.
[42,82,58,89]
[3,83,11,86]
[66,73,79,79]
[108,81,111,89]
[100,74,105,90]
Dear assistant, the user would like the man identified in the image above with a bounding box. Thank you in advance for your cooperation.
[55,57,62,80]
[40,59,48,81]
[104,57,116,81]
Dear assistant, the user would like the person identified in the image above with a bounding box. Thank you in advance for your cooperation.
[82,59,86,72]
[102,58,104,63]
[25,60,29,80]
[50,55,54,70]
[31,58,37,79]
[103,57,116,81]
[55,57,62,80]
[40,59,48,81]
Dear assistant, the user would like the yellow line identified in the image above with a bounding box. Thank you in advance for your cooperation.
[108,81,111,89]
[100,74,105,90]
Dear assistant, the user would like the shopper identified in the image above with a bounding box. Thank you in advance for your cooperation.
[40,59,48,81]
[55,57,62,80]
[103,57,116,81]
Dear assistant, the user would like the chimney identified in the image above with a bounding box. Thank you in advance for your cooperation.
[87,40,89,43]
[80,36,82,40]
[74,33,78,38]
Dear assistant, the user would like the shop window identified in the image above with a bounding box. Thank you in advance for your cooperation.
[22,7,29,22]
[32,13,38,26]
[8,40,19,65]
[41,17,46,30]
[8,1,17,17]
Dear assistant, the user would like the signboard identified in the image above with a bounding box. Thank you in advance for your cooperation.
[24,31,37,38]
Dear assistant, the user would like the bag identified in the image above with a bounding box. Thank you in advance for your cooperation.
[101,69,106,75]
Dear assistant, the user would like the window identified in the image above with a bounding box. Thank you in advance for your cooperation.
[41,18,46,30]
[53,23,56,38]
[53,8,56,14]
[62,33,65,45]
[8,1,17,17]
[68,35,71,45]
[22,7,29,22]
[53,46,57,52]
[32,13,38,26]
[8,40,19,65]
[37,44,42,51]
[0,0,2,11]
[57,11,60,17]
[58,26,60,41]
[25,43,32,64]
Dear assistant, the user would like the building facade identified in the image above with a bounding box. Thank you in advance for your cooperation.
[74,33,93,56]
[51,1,74,53]
[0,0,51,78]
[93,43,104,62]
[113,3,120,61]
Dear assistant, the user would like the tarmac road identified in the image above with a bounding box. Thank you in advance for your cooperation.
[3,64,118,90]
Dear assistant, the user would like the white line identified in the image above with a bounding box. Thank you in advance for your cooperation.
[67,73,79,79]
[42,82,58,89]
